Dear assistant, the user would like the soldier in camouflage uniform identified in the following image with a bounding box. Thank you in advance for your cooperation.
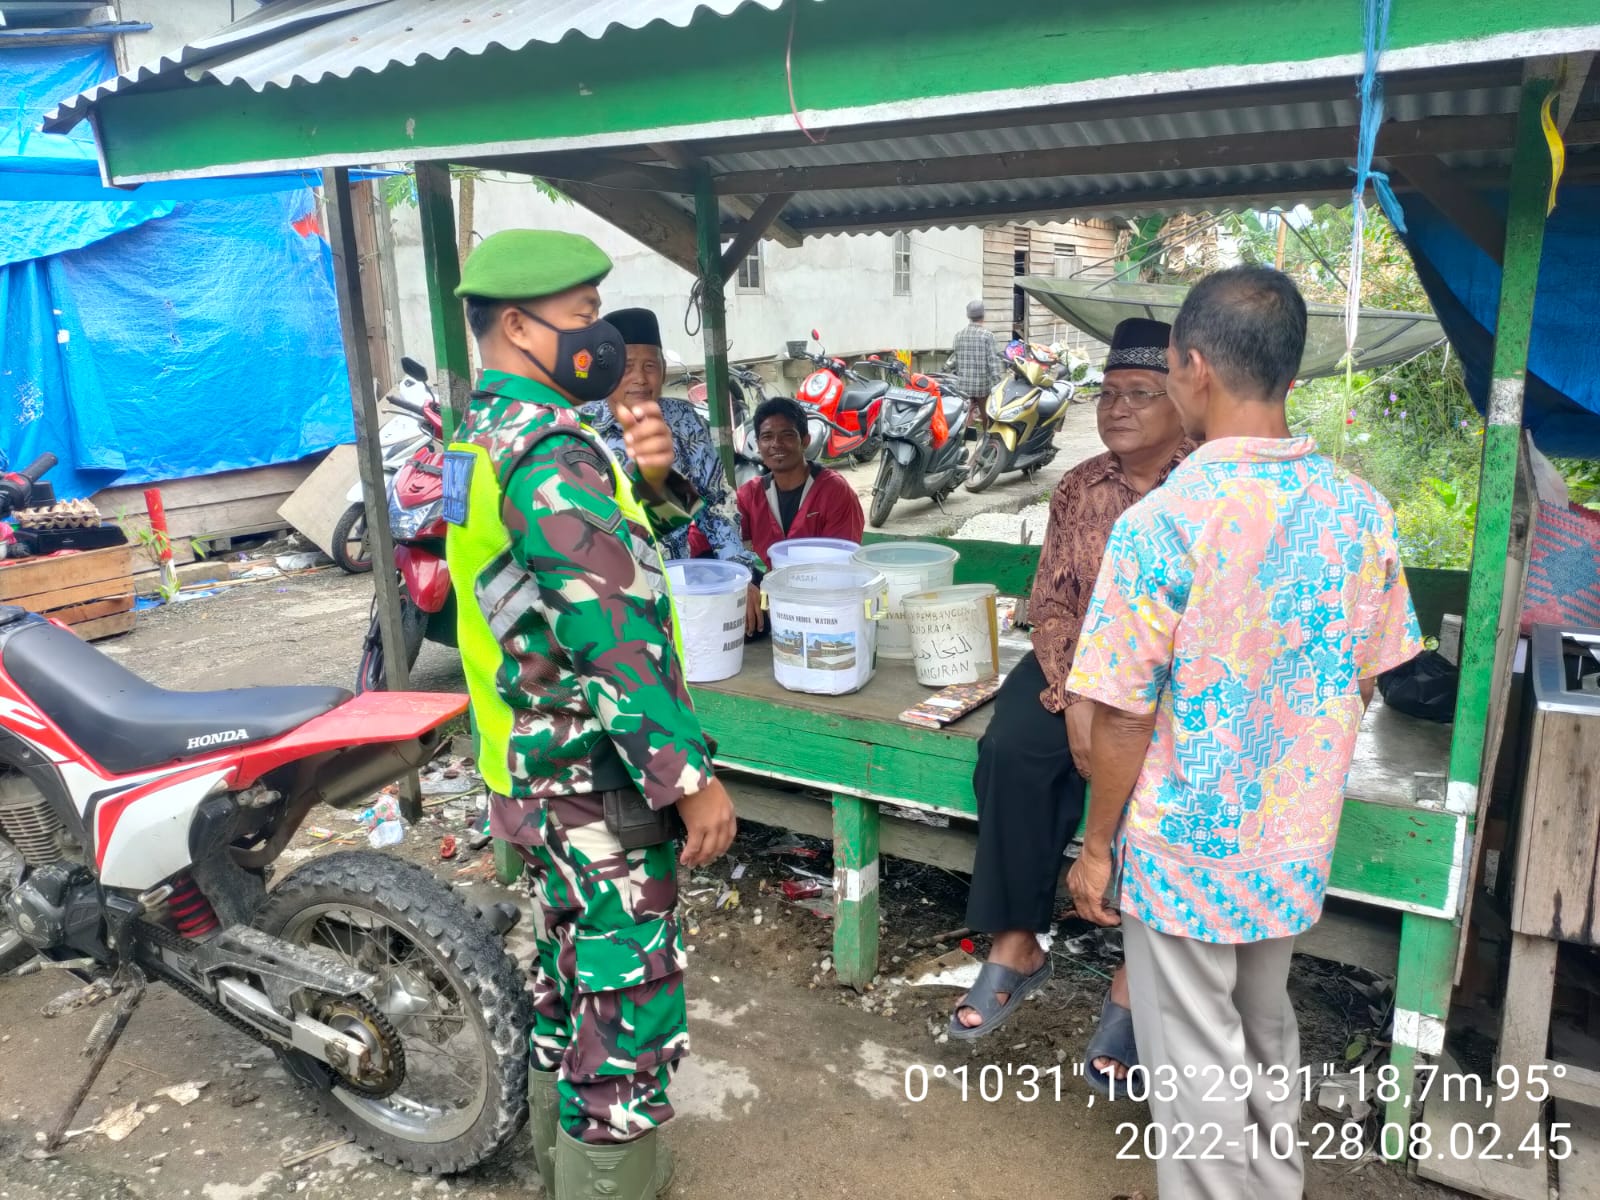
[442,229,737,1200]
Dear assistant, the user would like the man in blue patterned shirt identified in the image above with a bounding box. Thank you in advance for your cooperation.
[583,307,763,576]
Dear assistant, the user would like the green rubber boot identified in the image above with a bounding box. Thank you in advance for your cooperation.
[528,1068,559,1195]
[554,1127,675,1198]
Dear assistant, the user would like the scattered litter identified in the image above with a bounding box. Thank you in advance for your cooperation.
[780,880,824,901]
[453,857,497,882]
[153,1081,207,1107]
[760,834,823,860]
[367,820,405,848]
[274,551,324,571]
[1315,1075,1373,1122]
[439,835,458,860]
[281,1135,355,1168]
[882,804,950,829]
[421,773,476,797]
[233,566,282,581]
[356,796,402,828]
[730,863,747,880]
[715,887,740,911]
[70,1101,144,1143]
[170,587,222,603]
[903,948,981,989]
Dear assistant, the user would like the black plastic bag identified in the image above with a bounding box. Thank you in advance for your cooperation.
[1376,650,1458,723]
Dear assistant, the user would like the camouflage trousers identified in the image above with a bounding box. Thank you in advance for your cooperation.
[509,790,689,1145]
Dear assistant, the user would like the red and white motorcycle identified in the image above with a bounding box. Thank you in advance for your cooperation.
[0,456,530,1173]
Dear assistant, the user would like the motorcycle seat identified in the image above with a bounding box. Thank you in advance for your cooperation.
[1036,388,1069,419]
[839,380,888,412]
[941,395,967,423]
[1,619,351,775]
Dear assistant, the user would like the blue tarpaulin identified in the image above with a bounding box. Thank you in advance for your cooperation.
[1,43,353,499]
[1399,186,1600,460]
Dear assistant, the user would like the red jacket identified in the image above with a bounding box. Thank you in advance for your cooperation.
[733,467,865,569]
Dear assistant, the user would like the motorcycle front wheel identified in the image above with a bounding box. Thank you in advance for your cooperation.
[868,454,905,529]
[253,852,532,1175]
[965,435,1006,493]
[355,590,428,693]
[331,504,373,574]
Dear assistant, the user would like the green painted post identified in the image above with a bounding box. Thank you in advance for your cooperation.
[494,838,524,887]
[1385,911,1459,1146]
[831,793,881,989]
[1384,67,1557,1155]
[415,161,471,442]
[692,166,737,487]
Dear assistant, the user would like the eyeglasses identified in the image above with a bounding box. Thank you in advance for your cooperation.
[758,431,802,447]
[1093,389,1169,411]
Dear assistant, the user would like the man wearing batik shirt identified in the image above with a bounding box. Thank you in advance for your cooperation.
[1066,267,1421,1200]
[584,307,763,577]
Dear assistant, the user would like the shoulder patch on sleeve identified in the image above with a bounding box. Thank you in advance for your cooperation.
[441,450,475,526]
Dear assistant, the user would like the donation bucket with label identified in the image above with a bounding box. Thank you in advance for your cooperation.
[760,563,886,695]
[768,537,860,571]
[903,584,1001,686]
[852,542,960,659]
[665,559,751,683]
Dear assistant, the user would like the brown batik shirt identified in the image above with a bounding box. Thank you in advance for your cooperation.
[1028,443,1193,712]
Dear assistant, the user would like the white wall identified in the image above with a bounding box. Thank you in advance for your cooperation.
[117,0,238,62]
[390,175,985,371]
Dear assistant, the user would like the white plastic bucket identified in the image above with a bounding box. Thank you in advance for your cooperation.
[666,559,751,683]
[903,584,1001,686]
[852,542,961,660]
[760,563,886,695]
[768,537,860,571]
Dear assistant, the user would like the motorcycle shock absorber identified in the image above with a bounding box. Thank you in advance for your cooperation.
[166,874,220,939]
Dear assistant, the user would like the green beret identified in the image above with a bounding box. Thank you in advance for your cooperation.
[454,229,613,300]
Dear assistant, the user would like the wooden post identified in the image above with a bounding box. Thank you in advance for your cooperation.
[327,167,422,818]
[415,162,472,442]
[832,793,881,989]
[1385,911,1459,1142]
[692,166,736,487]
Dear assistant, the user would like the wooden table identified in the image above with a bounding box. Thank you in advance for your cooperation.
[687,640,1464,1128]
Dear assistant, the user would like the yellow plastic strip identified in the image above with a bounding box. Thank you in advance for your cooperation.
[1540,89,1566,214]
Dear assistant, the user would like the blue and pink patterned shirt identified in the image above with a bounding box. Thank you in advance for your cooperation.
[1066,437,1422,944]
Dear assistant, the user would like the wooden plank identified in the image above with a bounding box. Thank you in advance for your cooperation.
[0,545,134,602]
[1556,1100,1600,1200]
[1326,803,1461,915]
[832,792,880,990]
[1293,904,1401,972]
[277,444,360,559]
[72,610,136,641]
[42,591,134,623]
[1512,703,1600,943]
[1416,1051,1547,1199]
[718,192,794,280]
[1494,932,1558,1139]
[93,462,318,519]
[1553,1069,1600,1109]
[560,180,700,277]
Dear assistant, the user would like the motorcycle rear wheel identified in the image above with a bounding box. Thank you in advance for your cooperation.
[965,435,1006,493]
[253,851,532,1175]
[868,455,905,529]
[355,591,428,693]
[331,504,373,574]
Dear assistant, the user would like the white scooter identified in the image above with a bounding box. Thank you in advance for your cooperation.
[330,358,433,574]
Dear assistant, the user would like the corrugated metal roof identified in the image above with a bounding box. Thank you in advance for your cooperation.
[45,0,800,132]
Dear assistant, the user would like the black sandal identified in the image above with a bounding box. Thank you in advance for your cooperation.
[947,958,1053,1041]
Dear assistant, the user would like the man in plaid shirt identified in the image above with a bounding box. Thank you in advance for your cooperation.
[947,300,1003,400]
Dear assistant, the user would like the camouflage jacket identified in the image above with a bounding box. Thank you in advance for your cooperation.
[457,370,715,815]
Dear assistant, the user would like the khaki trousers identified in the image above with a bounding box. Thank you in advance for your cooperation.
[1121,914,1304,1200]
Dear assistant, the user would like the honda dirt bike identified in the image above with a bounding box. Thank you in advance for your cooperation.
[965,347,1075,493]
[355,374,456,694]
[794,330,885,464]
[867,362,973,527]
[0,454,532,1174]
[330,358,433,574]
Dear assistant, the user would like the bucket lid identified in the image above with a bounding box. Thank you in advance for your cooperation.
[852,541,960,569]
[902,583,999,612]
[770,537,860,559]
[665,558,752,594]
[762,562,886,601]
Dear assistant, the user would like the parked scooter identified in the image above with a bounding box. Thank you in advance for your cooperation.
[965,347,1076,493]
[354,365,454,694]
[795,331,885,464]
[330,358,434,573]
[0,454,530,1173]
[683,364,771,489]
[867,362,973,528]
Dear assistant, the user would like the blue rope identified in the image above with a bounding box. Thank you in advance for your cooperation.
[1351,0,1406,234]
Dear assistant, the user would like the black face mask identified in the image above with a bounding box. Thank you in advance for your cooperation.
[515,308,625,402]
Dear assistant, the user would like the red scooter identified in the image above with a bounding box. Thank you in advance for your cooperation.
[355,362,454,693]
[0,454,530,1173]
[795,329,885,464]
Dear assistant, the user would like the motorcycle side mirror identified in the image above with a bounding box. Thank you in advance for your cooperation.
[868,354,882,362]
[810,329,821,342]
[400,356,430,383]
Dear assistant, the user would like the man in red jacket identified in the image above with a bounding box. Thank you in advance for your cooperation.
[737,396,864,632]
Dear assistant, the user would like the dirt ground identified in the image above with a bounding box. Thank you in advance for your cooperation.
[0,567,1472,1199]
